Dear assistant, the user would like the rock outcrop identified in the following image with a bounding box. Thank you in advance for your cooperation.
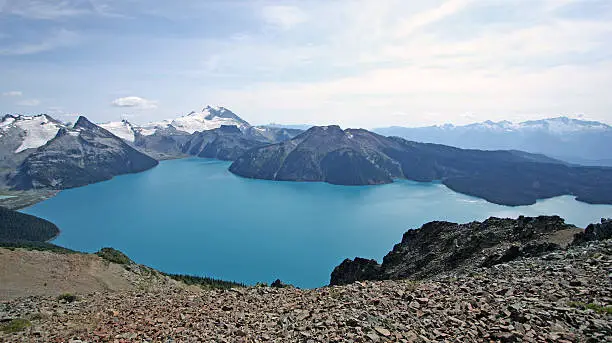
[229,126,612,206]
[574,218,612,243]
[330,216,583,285]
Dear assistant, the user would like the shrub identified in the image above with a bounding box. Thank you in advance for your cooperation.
[164,273,244,290]
[96,247,132,265]
[568,301,612,314]
[1,318,31,333]
[58,293,77,303]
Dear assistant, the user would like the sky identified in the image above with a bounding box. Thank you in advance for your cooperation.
[0,0,611,128]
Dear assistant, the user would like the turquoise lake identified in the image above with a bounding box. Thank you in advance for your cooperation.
[22,158,612,288]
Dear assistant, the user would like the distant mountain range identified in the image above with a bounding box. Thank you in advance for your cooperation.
[0,107,303,194]
[3,109,612,207]
[374,117,612,166]
[229,125,612,206]
[100,106,303,160]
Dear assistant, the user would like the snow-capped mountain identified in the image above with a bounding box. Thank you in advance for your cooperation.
[374,117,612,166]
[0,114,65,153]
[100,106,251,140]
[97,106,303,160]
[99,119,137,142]
[0,114,157,190]
[450,117,611,133]
[169,106,250,134]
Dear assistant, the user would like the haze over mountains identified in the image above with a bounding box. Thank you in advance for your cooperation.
[375,117,612,166]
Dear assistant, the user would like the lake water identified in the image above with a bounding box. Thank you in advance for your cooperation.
[22,158,612,288]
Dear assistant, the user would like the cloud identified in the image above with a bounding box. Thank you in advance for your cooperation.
[1,0,102,20]
[111,96,158,109]
[260,5,307,30]
[2,90,22,96]
[17,99,40,106]
[0,29,79,56]
[394,0,474,38]
[1,0,611,126]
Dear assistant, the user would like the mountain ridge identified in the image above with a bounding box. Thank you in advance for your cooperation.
[374,116,612,166]
[229,125,612,206]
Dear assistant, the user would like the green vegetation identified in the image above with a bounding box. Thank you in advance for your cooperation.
[0,318,31,333]
[0,241,77,254]
[96,247,132,265]
[164,273,245,290]
[0,206,60,242]
[58,293,77,303]
[569,301,612,314]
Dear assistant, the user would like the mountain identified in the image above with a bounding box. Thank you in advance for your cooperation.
[182,125,269,161]
[330,216,610,286]
[374,117,612,166]
[229,125,612,206]
[100,106,303,159]
[264,123,313,130]
[99,119,137,142]
[0,114,66,178]
[7,116,158,190]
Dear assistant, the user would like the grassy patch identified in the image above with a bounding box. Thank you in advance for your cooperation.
[96,247,132,265]
[58,293,77,303]
[164,273,245,290]
[568,301,612,314]
[0,318,31,333]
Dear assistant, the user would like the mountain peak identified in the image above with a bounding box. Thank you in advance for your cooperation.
[74,116,96,130]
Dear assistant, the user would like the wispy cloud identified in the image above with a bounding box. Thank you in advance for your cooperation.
[0,29,79,56]
[2,90,22,96]
[1,0,610,126]
[260,5,307,30]
[111,96,158,109]
[0,0,110,20]
[17,98,40,106]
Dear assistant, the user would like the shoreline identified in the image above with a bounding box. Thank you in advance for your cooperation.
[0,190,59,210]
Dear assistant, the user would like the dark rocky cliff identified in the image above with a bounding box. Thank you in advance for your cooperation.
[330,215,586,285]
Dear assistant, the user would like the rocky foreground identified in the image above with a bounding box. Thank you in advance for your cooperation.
[2,239,610,342]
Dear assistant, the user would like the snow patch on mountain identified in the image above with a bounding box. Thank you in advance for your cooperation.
[99,120,136,142]
[125,105,251,137]
[0,115,64,153]
[168,106,249,134]
[442,117,611,134]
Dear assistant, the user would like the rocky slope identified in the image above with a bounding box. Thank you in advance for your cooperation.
[230,125,612,206]
[7,116,158,190]
[1,238,610,341]
[330,216,585,285]
[375,116,612,166]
